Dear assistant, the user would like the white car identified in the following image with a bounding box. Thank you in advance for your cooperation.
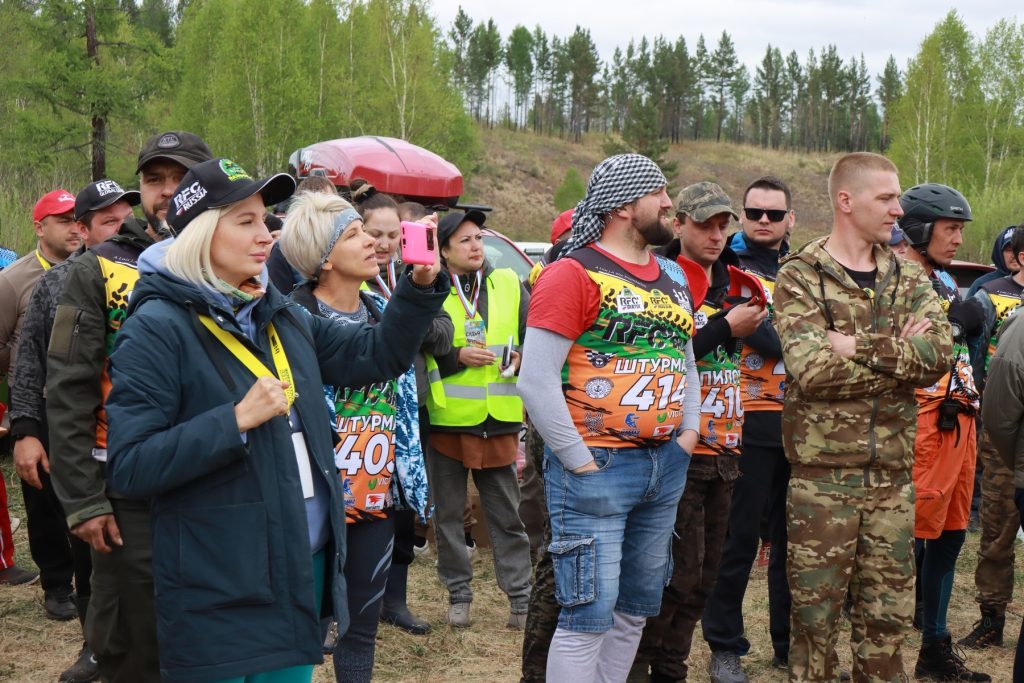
[514,241,549,264]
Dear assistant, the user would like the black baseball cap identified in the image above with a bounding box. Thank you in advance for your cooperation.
[437,210,487,247]
[168,158,296,236]
[74,180,141,221]
[136,131,213,174]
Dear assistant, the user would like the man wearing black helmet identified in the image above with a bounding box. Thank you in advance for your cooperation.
[898,183,992,682]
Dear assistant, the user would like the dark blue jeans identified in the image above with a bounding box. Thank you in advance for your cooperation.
[544,440,689,633]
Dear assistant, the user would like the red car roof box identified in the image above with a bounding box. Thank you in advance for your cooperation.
[290,136,464,207]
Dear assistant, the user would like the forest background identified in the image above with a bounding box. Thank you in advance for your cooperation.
[0,0,1022,261]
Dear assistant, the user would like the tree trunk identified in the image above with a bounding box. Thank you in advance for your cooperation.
[86,8,105,180]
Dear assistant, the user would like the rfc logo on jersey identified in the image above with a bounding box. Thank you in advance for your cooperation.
[726,433,739,447]
[653,425,675,438]
[744,352,764,371]
[364,493,386,511]
[586,350,615,368]
[584,377,613,399]
[616,287,644,314]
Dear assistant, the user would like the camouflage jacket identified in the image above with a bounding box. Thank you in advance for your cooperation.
[775,237,951,473]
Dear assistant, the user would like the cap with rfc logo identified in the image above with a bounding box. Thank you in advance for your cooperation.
[74,180,141,221]
[168,158,296,236]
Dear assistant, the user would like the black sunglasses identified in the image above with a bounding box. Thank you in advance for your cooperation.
[744,207,788,223]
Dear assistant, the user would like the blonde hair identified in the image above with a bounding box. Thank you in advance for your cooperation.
[279,191,356,281]
[164,207,236,294]
[828,152,899,207]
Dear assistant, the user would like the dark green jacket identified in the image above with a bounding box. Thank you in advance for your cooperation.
[46,218,153,527]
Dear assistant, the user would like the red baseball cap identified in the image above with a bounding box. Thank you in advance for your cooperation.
[550,209,573,244]
[33,189,76,222]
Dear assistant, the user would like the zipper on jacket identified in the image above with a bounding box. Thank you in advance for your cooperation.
[66,309,84,363]
[866,263,892,470]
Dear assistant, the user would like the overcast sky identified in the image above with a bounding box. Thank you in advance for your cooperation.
[430,1,1017,85]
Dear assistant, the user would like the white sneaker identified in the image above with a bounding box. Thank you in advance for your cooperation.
[10,517,20,534]
[466,540,478,561]
[448,602,471,627]
[413,539,430,559]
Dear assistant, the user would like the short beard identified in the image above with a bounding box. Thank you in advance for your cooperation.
[635,215,673,247]
[145,211,173,240]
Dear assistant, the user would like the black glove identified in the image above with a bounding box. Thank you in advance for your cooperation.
[948,298,986,338]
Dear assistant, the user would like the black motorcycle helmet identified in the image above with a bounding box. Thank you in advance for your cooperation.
[898,183,972,250]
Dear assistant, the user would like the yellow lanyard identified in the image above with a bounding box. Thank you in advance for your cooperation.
[198,316,296,408]
[35,250,52,271]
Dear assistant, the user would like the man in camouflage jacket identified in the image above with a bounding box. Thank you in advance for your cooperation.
[774,152,950,682]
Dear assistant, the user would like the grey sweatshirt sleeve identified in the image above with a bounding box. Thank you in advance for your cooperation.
[518,327,594,471]
[678,337,700,437]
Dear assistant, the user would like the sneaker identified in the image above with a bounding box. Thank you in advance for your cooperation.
[413,538,430,559]
[44,587,78,621]
[0,564,39,586]
[59,643,99,683]
[447,602,471,628]
[466,540,478,561]
[771,655,788,670]
[915,634,991,681]
[958,608,1004,650]
[708,651,748,683]
[507,611,527,630]
[10,517,20,534]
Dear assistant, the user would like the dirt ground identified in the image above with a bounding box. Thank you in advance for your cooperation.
[1,460,1021,682]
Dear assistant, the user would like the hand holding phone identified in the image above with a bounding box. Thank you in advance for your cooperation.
[400,221,437,266]
[500,335,516,378]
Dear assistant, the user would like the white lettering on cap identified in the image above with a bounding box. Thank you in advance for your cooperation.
[157,133,180,149]
[173,181,207,215]
[95,180,122,196]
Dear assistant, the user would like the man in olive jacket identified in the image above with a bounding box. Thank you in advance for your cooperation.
[980,309,1024,680]
[774,152,950,682]
[46,131,212,683]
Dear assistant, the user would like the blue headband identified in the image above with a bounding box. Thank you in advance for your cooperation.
[316,208,362,279]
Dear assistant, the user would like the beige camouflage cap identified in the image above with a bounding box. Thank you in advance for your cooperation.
[675,181,739,222]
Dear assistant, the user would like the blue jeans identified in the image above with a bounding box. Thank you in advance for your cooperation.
[543,440,690,633]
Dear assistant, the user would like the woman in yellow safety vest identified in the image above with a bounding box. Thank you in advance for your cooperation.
[426,210,533,629]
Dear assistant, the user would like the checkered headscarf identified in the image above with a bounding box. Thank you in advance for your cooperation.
[562,154,668,255]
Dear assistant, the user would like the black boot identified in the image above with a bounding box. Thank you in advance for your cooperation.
[59,643,99,683]
[379,563,430,635]
[957,606,1005,650]
[915,634,991,681]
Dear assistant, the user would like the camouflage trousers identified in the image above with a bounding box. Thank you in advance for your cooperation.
[974,430,1017,610]
[788,471,914,683]
[521,423,558,683]
[635,470,735,680]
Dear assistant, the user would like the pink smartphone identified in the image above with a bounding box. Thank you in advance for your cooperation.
[400,221,437,266]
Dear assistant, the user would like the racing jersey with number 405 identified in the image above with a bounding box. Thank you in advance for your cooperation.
[327,379,398,523]
[562,248,695,448]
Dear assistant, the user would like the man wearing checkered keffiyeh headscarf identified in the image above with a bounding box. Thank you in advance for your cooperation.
[516,153,700,682]
[561,153,671,256]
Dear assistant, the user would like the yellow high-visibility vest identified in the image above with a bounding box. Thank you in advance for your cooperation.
[427,268,523,426]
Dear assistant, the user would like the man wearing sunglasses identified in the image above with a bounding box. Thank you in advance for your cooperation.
[702,177,794,683]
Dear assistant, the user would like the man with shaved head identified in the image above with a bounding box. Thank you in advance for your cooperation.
[773,152,951,681]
